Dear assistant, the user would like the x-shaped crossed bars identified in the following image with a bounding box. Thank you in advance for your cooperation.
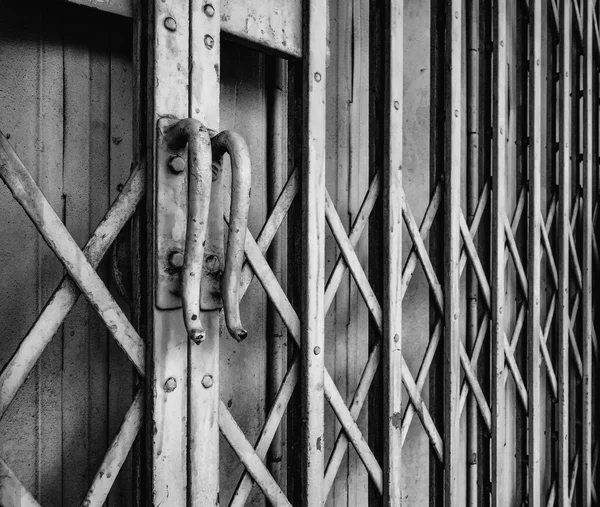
[0,132,145,507]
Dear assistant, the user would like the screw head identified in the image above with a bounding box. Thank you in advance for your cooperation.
[164,17,177,32]
[314,346,321,355]
[203,4,215,17]
[168,155,185,174]
[204,35,215,50]
[169,251,184,269]
[202,374,214,388]
[164,377,177,392]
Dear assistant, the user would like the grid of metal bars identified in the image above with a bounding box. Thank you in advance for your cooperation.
[1,0,600,505]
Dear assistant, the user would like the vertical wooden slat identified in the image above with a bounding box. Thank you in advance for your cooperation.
[528,0,543,503]
[557,0,572,504]
[147,0,190,503]
[301,0,327,505]
[444,0,461,505]
[466,0,480,504]
[492,0,508,504]
[383,0,403,505]
[582,0,594,502]
[188,0,221,504]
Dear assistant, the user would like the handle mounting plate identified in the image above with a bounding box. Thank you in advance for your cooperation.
[155,116,223,311]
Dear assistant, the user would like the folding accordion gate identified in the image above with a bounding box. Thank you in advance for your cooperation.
[1,0,600,505]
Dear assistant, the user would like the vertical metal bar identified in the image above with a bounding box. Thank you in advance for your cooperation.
[188,0,221,504]
[267,55,288,490]
[444,0,462,504]
[582,0,594,502]
[528,0,543,504]
[147,0,190,503]
[491,0,508,504]
[466,1,480,504]
[301,0,326,505]
[558,0,572,504]
[383,0,403,505]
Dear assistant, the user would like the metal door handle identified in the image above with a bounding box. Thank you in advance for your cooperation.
[212,131,251,342]
[163,119,213,344]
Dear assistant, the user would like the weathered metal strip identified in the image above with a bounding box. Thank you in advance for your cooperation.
[557,0,572,503]
[382,0,403,503]
[301,0,327,503]
[188,0,222,503]
[79,390,144,507]
[147,0,190,501]
[492,0,508,503]
[528,0,543,502]
[65,0,302,58]
[582,0,594,502]
[444,0,462,503]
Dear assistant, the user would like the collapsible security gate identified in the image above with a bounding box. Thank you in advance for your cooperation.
[1,0,600,505]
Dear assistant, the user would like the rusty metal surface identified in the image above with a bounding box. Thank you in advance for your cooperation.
[64,0,302,57]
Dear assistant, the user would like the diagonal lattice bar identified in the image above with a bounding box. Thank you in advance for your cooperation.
[0,134,144,375]
[0,456,42,507]
[0,164,145,419]
[80,390,144,507]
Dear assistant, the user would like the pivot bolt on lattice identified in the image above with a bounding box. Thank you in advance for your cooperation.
[168,251,184,269]
[168,155,185,174]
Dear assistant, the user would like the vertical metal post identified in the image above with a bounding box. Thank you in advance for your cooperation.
[466,1,480,504]
[558,0,572,504]
[444,1,462,505]
[582,0,594,502]
[383,0,403,505]
[491,0,508,504]
[527,0,543,503]
[188,0,221,505]
[301,0,326,505]
[147,0,190,504]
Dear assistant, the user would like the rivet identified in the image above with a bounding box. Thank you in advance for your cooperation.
[453,312,458,320]
[164,377,177,392]
[314,346,321,355]
[314,72,322,82]
[455,10,459,18]
[204,34,215,50]
[169,251,184,269]
[164,17,177,32]
[393,334,399,343]
[454,109,459,117]
[202,374,214,388]
[168,155,185,174]
[205,254,221,273]
[393,101,400,110]
[203,4,215,17]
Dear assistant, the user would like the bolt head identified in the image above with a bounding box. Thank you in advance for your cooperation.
[204,34,215,50]
[164,377,177,392]
[168,155,185,174]
[205,254,221,273]
[202,374,214,388]
[169,251,184,269]
[204,4,215,17]
[164,17,177,32]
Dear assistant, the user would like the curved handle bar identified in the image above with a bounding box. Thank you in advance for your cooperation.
[165,119,213,344]
[211,131,252,342]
